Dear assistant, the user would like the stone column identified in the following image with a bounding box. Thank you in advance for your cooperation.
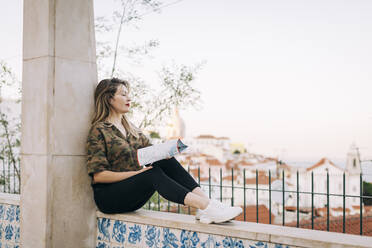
[21,0,97,247]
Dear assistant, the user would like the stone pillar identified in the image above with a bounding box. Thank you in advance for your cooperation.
[21,0,97,247]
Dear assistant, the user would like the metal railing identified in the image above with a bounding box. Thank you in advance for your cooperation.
[144,166,372,236]
[0,155,20,194]
[1,154,370,236]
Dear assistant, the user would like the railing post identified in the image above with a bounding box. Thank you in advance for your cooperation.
[220,168,223,202]
[7,152,10,193]
[231,168,234,206]
[297,170,299,228]
[208,167,211,199]
[243,168,246,221]
[311,171,314,229]
[158,192,160,211]
[198,166,200,185]
[327,172,329,231]
[343,172,346,233]
[360,173,363,235]
[282,170,285,226]
[256,169,258,223]
[187,166,191,215]
[269,170,272,224]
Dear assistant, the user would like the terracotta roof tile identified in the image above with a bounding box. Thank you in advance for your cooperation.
[196,135,216,139]
[235,205,275,224]
[206,158,222,166]
[245,175,278,185]
[286,214,372,236]
[306,157,343,172]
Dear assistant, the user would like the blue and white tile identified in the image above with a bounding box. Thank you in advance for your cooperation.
[161,227,180,248]
[198,233,222,248]
[3,223,15,243]
[15,206,20,223]
[96,240,111,248]
[5,205,16,223]
[0,205,5,220]
[219,236,245,248]
[97,218,113,243]
[110,220,126,245]
[179,229,201,248]
[143,224,161,248]
[0,204,20,248]
[268,243,292,248]
[245,240,269,248]
[125,223,143,247]
[14,226,20,244]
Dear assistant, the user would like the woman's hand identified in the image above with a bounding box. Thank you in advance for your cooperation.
[136,166,153,174]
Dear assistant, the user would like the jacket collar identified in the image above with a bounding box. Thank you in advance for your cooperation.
[102,122,114,127]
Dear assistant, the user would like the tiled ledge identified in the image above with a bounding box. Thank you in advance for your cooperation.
[97,209,372,248]
[0,193,20,247]
[0,193,20,206]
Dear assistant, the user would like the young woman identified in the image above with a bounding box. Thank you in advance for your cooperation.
[86,78,242,224]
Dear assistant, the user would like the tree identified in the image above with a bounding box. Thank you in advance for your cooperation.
[363,181,372,206]
[95,0,204,212]
[95,0,203,133]
[0,60,21,193]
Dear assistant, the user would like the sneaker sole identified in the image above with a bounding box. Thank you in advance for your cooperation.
[196,216,232,223]
[199,208,242,224]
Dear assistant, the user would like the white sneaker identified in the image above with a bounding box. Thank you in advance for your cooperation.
[213,200,243,214]
[195,208,203,220]
[214,200,243,221]
[195,200,242,221]
[198,199,243,224]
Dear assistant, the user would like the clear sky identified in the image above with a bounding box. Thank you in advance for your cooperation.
[1,0,372,162]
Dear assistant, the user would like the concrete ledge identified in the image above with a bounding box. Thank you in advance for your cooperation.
[97,209,372,248]
[0,193,20,206]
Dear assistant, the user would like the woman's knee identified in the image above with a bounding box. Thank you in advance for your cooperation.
[154,157,180,171]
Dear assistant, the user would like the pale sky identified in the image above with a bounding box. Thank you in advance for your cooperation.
[1,0,372,162]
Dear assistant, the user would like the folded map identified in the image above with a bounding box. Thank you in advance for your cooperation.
[137,139,188,167]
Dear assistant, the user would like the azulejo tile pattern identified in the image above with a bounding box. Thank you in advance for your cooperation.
[96,217,294,248]
[0,203,20,248]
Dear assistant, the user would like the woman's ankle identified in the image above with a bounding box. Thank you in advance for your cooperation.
[184,192,210,210]
[199,198,210,210]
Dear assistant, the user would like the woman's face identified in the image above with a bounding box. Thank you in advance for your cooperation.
[109,84,131,114]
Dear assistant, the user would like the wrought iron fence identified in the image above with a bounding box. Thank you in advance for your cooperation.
[143,166,372,236]
[0,155,20,194]
[1,154,371,236]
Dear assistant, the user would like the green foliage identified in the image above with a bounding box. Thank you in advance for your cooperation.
[0,60,21,185]
[146,191,167,211]
[363,181,372,205]
[233,150,241,155]
[149,131,160,139]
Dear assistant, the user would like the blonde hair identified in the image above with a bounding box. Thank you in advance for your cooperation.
[92,78,141,138]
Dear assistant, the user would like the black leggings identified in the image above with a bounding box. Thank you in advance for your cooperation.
[92,157,200,214]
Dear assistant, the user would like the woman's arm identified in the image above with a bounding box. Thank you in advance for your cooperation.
[93,166,153,184]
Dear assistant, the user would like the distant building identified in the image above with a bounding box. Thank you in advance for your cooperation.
[230,142,246,154]
[165,107,185,139]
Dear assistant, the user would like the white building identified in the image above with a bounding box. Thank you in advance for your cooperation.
[287,144,362,209]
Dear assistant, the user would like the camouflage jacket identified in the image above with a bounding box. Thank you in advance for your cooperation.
[86,121,152,181]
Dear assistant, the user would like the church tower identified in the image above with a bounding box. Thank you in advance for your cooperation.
[346,143,362,175]
[166,106,186,139]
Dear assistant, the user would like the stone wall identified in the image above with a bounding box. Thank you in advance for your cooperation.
[96,209,372,248]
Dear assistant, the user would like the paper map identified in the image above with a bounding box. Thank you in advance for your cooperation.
[137,139,188,166]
